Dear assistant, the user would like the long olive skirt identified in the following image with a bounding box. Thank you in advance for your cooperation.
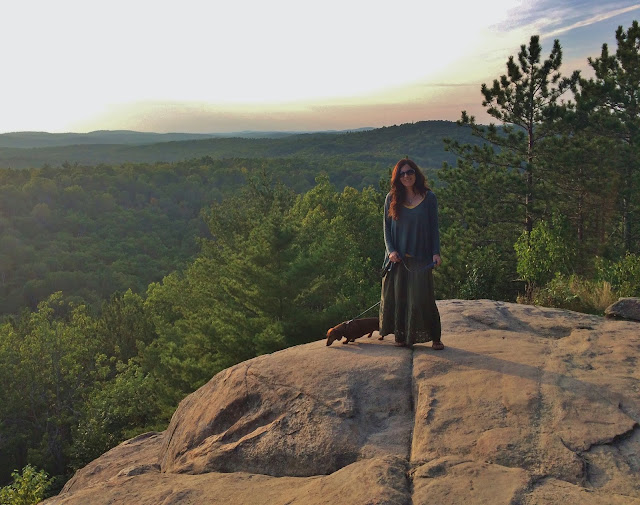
[379,257,441,346]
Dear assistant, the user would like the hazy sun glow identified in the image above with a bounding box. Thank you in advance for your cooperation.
[2,0,639,132]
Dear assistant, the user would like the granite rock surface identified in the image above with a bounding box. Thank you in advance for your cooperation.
[42,300,640,505]
[605,297,640,322]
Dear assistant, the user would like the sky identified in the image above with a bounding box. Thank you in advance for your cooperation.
[1,0,639,134]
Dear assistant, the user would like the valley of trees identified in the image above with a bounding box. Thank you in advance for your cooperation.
[1,21,639,502]
[0,155,434,316]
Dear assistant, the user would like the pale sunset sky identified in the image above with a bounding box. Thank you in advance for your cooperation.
[2,0,639,134]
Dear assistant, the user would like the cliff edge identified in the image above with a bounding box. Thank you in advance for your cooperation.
[42,300,640,505]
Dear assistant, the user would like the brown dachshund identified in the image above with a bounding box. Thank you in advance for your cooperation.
[326,317,380,346]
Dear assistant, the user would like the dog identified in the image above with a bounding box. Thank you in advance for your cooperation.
[326,317,380,346]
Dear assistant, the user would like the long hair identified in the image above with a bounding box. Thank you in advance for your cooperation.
[388,158,430,220]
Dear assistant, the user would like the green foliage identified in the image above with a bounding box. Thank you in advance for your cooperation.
[594,253,640,297]
[447,35,578,237]
[514,216,575,288]
[442,35,580,298]
[457,246,515,301]
[142,173,385,402]
[0,465,52,505]
[437,157,523,301]
[96,290,156,364]
[0,294,100,479]
[0,162,214,315]
[0,291,162,486]
[70,361,163,468]
[575,20,640,253]
[538,132,618,268]
[526,273,618,315]
[0,148,435,317]
[484,35,577,118]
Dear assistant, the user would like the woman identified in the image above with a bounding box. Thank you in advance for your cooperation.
[379,158,443,349]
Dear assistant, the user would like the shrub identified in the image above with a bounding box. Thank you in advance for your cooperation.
[0,465,52,505]
[458,246,515,301]
[524,273,618,314]
[514,216,575,289]
[594,253,640,297]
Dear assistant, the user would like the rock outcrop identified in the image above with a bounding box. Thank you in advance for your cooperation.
[606,297,640,321]
[42,300,640,505]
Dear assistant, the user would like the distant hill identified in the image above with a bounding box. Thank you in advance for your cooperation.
[0,121,476,169]
[0,128,375,149]
[0,131,220,148]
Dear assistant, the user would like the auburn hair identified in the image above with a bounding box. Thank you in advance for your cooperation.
[388,158,430,220]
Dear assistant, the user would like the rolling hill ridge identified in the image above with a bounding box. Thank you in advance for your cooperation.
[0,121,477,169]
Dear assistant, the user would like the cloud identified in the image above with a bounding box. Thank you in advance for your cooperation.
[541,3,640,38]
[496,0,640,38]
[3,0,639,133]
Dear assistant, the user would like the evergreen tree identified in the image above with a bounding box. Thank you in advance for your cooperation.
[446,35,579,235]
[574,20,640,254]
[438,157,523,300]
[442,35,579,297]
[539,132,619,267]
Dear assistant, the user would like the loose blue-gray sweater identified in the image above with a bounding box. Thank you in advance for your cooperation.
[382,190,440,272]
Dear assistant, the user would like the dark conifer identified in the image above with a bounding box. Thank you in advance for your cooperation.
[574,21,640,254]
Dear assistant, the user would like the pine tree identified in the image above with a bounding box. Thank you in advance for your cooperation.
[442,36,579,297]
[574,21,640,253]
[446,35,579,235]
[438,156,523,300]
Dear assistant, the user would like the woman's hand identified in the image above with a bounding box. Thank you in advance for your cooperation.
[433,254,442,267]
[389,251,402,263]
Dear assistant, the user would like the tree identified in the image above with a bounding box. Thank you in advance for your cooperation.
[141,172,385,401]
[141,171,297,399]
[0,295,99,480]
[538,132,618,267]
[69,361,163,469]
[514,215,576,289]
[574,20,640,254]
[96,290,156,364]
[438,157,523,300]
[446,35,579,235]
[443,35,579,297]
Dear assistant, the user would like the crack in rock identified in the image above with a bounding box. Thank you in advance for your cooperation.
[47,300,640,505]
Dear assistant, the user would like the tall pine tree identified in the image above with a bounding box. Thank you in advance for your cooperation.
[442,36,579,297]
[574,21,640,254]
[446,35,579,235]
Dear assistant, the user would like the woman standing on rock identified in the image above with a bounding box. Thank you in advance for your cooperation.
[379,158,443,349]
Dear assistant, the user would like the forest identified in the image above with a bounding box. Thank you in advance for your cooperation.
[0,121,472,169]
[1,21,639,503]
[0,121,475,316]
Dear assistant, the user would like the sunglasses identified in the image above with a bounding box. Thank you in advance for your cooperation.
[399,168,416,178]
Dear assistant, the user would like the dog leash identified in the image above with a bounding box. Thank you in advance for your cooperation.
[347,259,436,323]
[384,258,437,275]
[401,259,437,273]
[347,300,381,323]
